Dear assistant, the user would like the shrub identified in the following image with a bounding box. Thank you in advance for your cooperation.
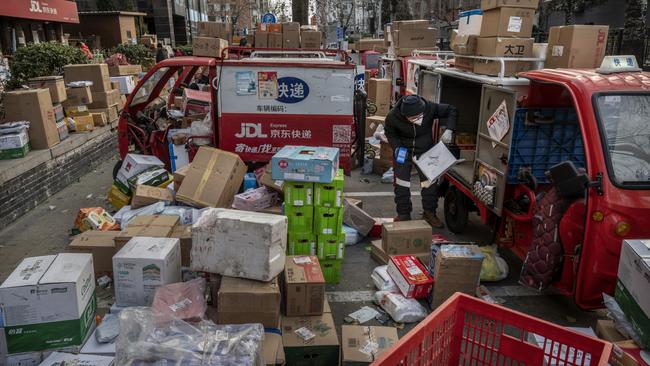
[111,43,153,66]
[8,42,89,88]
[176,43,193,55]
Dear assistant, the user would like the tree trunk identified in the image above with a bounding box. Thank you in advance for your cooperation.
[292,0,309,24]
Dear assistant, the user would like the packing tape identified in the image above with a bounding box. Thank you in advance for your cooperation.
[192,153,220,207]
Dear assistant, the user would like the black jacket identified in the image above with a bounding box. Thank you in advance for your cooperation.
[384,97,458,156]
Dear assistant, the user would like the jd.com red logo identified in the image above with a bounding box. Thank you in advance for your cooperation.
[278,160,288,169]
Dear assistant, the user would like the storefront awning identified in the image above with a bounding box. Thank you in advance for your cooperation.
[0,0,79,24]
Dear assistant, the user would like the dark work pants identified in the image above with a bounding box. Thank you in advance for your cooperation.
[393,158,439,216]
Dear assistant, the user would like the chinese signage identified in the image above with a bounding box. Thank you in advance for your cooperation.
[0,0,79,23]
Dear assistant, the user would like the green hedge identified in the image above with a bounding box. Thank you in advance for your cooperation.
[9,42,89,88]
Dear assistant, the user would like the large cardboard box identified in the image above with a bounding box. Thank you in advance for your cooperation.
[114,215,179,249]
[88,104,119,123]
[473,59,532,76]
[176,147,247,208]
[481,0,539,10]
[90,112,107,127]
[450,31,479,55]
[545,25,609,69]
[393,20,431,30]
[392,28,438,48]
[430,245,484,308]
[282,313,340,366]
[217,276,281,328]
[263,331,285,366]
[388,255,433,298]
[615,239,650,348]
[109,76,136,95]
[173,164,189,190]
[170,225,192,267]
[282,22,300,32]
[193,37,229,58]
[341,325,398,363]
[112,236,181,307]
[268,32,283,48]
[65,86,93,105]
[595,320,641,366]
[88,89,121,109]
[284,256,326,316]
[476,37,533,57]
[4,89,60,150]
[301,31,322,48]
[342,198,375,236]
[192,209,287,281]
[27,76,66,103]
[365,115,385,137]
[367,78,391,116]
[108,64,142,76]
[479,7,535,38]
[197,21,232,42]
[130,185,174,209]
[255,31,269,48]
[382,220,432,255]
[63,64,111,92]
[271,145,339,183]
[68,231,119,277]
[357,38,385,51]
[283,30,300,49]
[370,239,431,267]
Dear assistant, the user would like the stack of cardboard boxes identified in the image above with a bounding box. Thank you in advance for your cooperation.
[365,78,393,174]
[389,20,438,57]
[194,21,230,57]
[255,22,323,49]
[63,63,120,130]
[26,76,69,142]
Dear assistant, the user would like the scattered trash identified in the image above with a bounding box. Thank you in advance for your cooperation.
[295,326,316,341]
[86,193,93,199]
[347,306,380,324]
[476,285,505,305]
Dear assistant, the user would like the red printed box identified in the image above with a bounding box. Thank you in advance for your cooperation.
[387,255,433,299]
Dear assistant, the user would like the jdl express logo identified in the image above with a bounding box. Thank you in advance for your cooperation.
[236,123,268,138]
[276,77,309,104]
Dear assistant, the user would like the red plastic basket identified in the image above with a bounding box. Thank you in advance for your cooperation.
[371,293,612,366]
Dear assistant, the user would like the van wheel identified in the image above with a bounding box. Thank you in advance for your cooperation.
[444,187,468,234]
[113,160,122,181]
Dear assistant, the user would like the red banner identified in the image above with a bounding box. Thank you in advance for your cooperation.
[0,0,79,24]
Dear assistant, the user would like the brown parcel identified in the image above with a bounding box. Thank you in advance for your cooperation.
[357,38,385,51]
[173,164,190,192]
[65,86,93,105]
[27,76,67,103]
[114,215,179,249]
[68,230,119,277]
[473,59,532,77]
[4,89,60,149]
[255,31,269,48]
[481,0,539,10]
[476,37,533,57]
[131,185,175,209]
[450,31,478,55]
[89,104,119,123]
[108,64,143,76]
[74,115,95,132]
[479,7,535,38]
[367,78,391,116]
[88,89,121,109]
[284,255,326,316]
[342,325,398,363]
[365,115,385,137]
[545,25,609,69]
[268,32,283,48]
[64,63,112,92]
[282,313,340,365]
[281,22,300,32]
[430,245,484,309]
[263,332,285,366]
[343,198,375,236]
[595,320,641,366]
[392,28,438,49]
[382,220,432,255]
[371,240,431,268]
[393,20,431,30]
[373,157,393,175]
[170,225,192,267]
[380,141,394,160]
[217,276,281,328]
[91,112,107,127]
[301,31,322,49]
[176,147,247,208]
[197,21,232,42]
[193,37,229,58]
[283,30,300,49]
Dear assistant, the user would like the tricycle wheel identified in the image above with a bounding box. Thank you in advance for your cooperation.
[444,187,469,234]
[112,159,122,181]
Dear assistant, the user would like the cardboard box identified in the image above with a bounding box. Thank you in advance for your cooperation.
[479,7,535,38]
[284,256,326,316]
[271,145,339,183]
[382,220,432,255]
[217,276,281,328]
[65,104,90,118]
[430,245,484,308]
[595,320,641,366]
[393,28,438,48]
[63,64,111,92]
[393,20,431,30]
[108,64,142,76]
[283,30,300,49]
[314,169,344,207]
[88,89,121,109]
[545,25,609,69]
[263,331,285,366]
[115,215,178,248]
[358,38,385,51]
[268,32,283,48]
[65,86,93,105]
[615,239,650,348]
[72,115,95,132]
[254,164,284,193]
[4,89,60,150]
[473,59,532,76]
[109,76,136,95]
[170,225,192,267]
[173,164,189,190]
[284,181,313,206]
[288,233,316,256]
[90,112,107,127]
[68,231,119,277]
[88,104,119,123]
[476,37,533,57]
[282,22,300,32]
[282,313,340,366]
[197,21,232,42]
[193,37,229,58]
[341,325,398,362]
[285,205,314,234]
[27,76,66,103]
[481,0,539,9]
[255,31,269,48]
[367,78,391,117]
[387,255,433,298]
[130,185,175,209]
[595,319,628,343]
[113,236,181,306]
[365,115,385,137]
[177,147,247,208]
[343,198,375,236]
[116,153,165,188]
[379,141,393,160]
[301,31,322,48]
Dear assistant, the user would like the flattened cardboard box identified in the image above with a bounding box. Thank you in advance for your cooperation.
[68,230,119,277]
[343,198,375,236]
[382,220,432,255]
[114,215,179,249]
[479,7,535,38]
[284,256,326,316]
[342,325,398,363]
[130,185,175,209]
[282,312,340,366]
[217,276,281,328]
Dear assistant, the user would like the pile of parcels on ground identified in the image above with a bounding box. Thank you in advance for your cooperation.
[0,63,141,160]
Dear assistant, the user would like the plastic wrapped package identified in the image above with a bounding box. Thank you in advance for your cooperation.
[116,202,166,228]
[152,278,207,322]
[116,307,264,366]
[96,313,121,343]
[190,114,213,146]
[161,206,193,225]
[374,291,427,323]
[371,266,398,293]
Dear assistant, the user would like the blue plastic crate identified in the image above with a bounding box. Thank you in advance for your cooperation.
[508,108,585,184]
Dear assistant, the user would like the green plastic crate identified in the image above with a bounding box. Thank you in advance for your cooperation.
[313,206,342,236]
[314,169,344,207]
[285,205,314,234]
[288,233,316,256]
[317,233,345,260]
[283,181,314,206]
[0,144,30,160]
[320,259,342,284]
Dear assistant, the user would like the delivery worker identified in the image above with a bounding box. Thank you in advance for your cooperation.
[384,94,458,227]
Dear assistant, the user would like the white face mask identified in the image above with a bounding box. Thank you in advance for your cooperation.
[408,115,424,126]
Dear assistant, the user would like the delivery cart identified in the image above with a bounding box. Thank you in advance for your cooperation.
[418,55,650,309]
[371,293,612,365]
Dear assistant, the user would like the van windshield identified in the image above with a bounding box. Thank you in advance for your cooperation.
[595,94,650,187]
[130,67,170,106]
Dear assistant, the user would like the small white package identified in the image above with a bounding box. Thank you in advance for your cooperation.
[371,266,398,293]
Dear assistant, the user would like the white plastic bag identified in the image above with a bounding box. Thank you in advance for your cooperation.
[371,266,398,292]
[374,291,427,323]
[117,202,166,229]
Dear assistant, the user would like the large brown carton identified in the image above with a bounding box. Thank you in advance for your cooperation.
[473,59,532,76]
[88,104,119,123]
[114,215,179,249]
[170,225,192,266]
[357,38,385,51]
[481,0,539,10]
[172,164,189,191]
[367,78,391,116]
[197,21,232,42]
[268,32,283,48]
[88,89,121,109]
[393,28,438,48]
[479,7,535,38]
[382,220,432,255]
[393,20,431,30]
[193,37,229,58]
[27,76,67,103]
[545,25,609,69]
[342,325,398,362]
[108,64,142,76]
[68,230,119,277]
[429,245,484,308]
[283,29,300,49]
[64,64,111,92]
[284,255,326,316]
[263,332,285,366]
[217,276,281,328]
[255,31,269,48]
[176,147,247,208]
[450,30,478,55]
[454,56,475,71]
[4,89,60,149]
[282,313,340,366]
[65,86,93,105]
[301,31,322,49]
[131,184,175,209]
[476,37,533,57]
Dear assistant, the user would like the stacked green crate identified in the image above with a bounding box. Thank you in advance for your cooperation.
[287,233,316,256]
[314,169,345,283]
[284,181,314,256]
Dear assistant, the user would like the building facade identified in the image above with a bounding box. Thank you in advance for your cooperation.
[63,11,145,48]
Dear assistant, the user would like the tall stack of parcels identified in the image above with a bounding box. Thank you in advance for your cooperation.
[255,22,322,49]
[388,20,438,57]
[194,21,230,57]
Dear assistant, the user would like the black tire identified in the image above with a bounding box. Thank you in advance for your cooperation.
[444,187,469,234]
[113,160,123,181]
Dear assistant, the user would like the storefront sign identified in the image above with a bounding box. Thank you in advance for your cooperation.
[0,0,79,23]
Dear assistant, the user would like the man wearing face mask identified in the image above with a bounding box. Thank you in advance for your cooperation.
[384,94,458,227]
